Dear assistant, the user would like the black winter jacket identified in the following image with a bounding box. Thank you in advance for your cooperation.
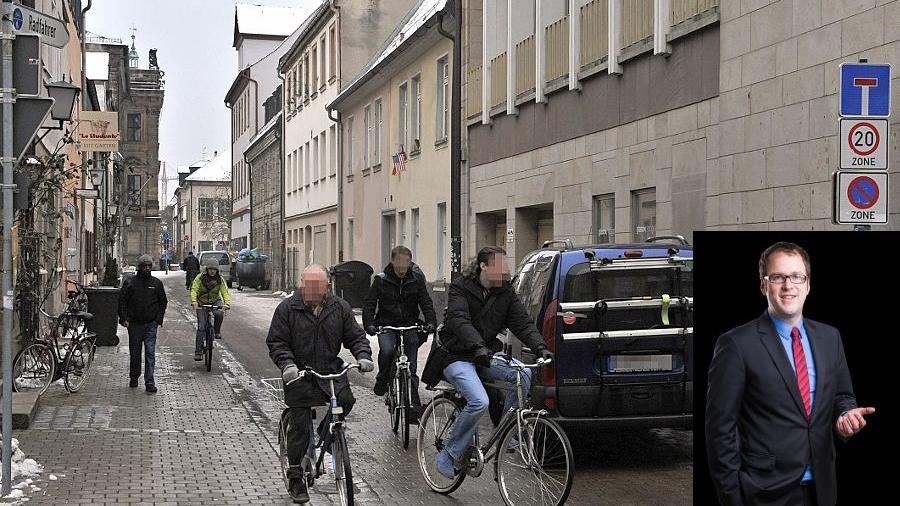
[363,263,436,330]
[266,290,372,407]
[118,275,168,325]
[183,255,200,272]
[440,274,547,366]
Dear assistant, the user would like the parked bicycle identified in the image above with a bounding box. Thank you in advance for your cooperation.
[379,324,424,449]
[416,354,574,506]
[12,292,97,395]
[264,363,360,506]
[198,304,227,372]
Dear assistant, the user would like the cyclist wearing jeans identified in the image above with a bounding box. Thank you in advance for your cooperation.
[433,246,554,479]
[363,245,437,421]
[191,258,231,361]
[266,264,374,504]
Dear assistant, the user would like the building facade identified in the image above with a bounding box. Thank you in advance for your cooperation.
[331,0,455,288]
[179,151,232,254]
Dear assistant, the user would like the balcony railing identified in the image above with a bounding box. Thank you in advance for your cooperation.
[467,65,483,119]
[581,0,609,68]
[515,35,536,97]
[623,0,653,47]
[672,0,719,25]
[490,52,507,110]
[544,16,569,84]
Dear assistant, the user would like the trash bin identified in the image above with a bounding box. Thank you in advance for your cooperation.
[330,261,374,308]
[235,254,270,291]
[83,286,121,346]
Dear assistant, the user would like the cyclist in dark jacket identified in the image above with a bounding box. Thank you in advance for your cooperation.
[182,251,200,289]
[363,246,437,419]
[266,264,374,503]
[432,246,553,479]
[118,254,167,393]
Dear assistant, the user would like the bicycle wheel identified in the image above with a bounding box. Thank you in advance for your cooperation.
[63,336,96,393]
[205,326,213,372]
[278,412,290,492]
[496,415,574,506]
[389,370,400,433]
[332,427,354,506]
[12,343,56,396]
[416,395,466,494]
[399,370,410,449]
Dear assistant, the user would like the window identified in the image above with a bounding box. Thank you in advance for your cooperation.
[593,194,615,243]
[411,208,419,258]
[127,113,142,142]
[373,98,382,166]
[398,210,407,245]
[287,152,293,190]
[305,142,311,185]
[329,25,337,80]
[127,174,142,208]
[199,241,213,252]
[296,147,302,189]
[363,105,371,169]
[311,45,318,94]
[320,35,327,90]
[411,75,421,153]
[320,132,327,180]
[312,136,319,182]
[398,83,408,152]
[347,218,354,259]
[436,203,447,279]
[304,53,310,99]
[346,116,354,175]
[199,198,213,221]
[329,125,336,176]
[216,199,230,219]
[436,57,449,142]
[632,188,656,242]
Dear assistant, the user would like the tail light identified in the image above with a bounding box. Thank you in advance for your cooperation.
[624,250,643,258]
[543,397,557,410]
[541,299,558,385]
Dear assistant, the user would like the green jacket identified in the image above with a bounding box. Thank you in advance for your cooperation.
[191,273,231,306]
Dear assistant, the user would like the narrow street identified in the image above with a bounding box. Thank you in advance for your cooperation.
[9,272,691,505]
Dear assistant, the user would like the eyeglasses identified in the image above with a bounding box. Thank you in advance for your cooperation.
[764,273,808,284]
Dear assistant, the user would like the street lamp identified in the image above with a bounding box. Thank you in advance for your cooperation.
[108,204,118,216]
[88,167,104,187]
[45,81,81,124]
[125,216,133,226]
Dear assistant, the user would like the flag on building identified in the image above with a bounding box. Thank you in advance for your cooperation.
[392,150,408,175]
[392,154,400,175]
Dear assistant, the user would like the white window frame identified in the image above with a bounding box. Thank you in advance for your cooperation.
[398,82,408,153]
[363,104,371,169]
[410,74,421,154]
[373,98,382,167]
[436,56,449,143]
[346,115,354,175]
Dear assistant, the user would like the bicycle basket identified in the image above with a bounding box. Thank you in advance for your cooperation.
[261,377,286,403]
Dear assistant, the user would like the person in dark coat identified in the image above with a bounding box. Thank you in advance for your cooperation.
[432,246,554,479]
[118,254,167,393]
[266,264,374,503]
[182,251,200,290]
[363,245,437,419]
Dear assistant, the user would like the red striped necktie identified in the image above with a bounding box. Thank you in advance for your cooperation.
[791,326,811,419]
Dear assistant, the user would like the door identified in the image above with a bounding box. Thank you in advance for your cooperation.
[382,213,396,268]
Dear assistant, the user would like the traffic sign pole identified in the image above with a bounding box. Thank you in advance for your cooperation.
[1,13,15,496]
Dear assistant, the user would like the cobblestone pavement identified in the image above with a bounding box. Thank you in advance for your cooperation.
[7,272,692,505]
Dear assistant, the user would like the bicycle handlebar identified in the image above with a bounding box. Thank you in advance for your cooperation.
[490,354,552,369]
[298,363,360,381]
[378,325,423,332]
[197,304,229,310]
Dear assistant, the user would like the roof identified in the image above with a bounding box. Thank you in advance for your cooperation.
[245,111,282,153]
[177,165,190,174]
[233,3,317,47]
[279,0,332,69]
[185,150,231,183]
[85,52,109,80]
[330,0,448,109]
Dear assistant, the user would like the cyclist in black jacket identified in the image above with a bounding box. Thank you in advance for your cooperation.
[363,245,437,421]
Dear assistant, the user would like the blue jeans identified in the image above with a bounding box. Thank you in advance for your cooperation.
[377,330,422,411]
[441,353,532,462]
[195,301,224,353]
[128,322,158,385]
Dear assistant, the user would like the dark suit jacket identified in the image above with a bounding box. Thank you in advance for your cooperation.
[705,312,858,506]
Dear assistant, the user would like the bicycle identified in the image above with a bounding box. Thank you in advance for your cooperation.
[416,355,574,506]
[12,298,97,395]
[378,324,424,449]
[198,304,227,372]
[264,363,360,506]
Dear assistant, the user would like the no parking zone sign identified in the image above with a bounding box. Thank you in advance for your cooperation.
[833,172,888,224]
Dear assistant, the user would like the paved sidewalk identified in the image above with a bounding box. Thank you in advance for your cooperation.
[6,282,382,505]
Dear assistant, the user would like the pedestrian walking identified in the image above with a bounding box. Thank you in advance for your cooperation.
[183,250,200,290]
[119,254,168,393]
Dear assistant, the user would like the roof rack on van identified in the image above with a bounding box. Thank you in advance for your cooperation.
[542,239,575,250]
[590,255,692,272]
[646,235,689,246]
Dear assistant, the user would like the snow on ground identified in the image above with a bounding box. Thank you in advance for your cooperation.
[0,438,44,503]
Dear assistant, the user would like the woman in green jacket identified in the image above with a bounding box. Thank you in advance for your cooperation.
[191,258,231,360]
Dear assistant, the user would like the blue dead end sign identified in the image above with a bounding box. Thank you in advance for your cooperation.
[840,63,891,117]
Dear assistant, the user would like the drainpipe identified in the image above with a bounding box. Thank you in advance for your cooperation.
[81,0,92,280]
[437,1,462,281]
[246,70,259,248]
[326,0,343,263]
[277,69,286,290]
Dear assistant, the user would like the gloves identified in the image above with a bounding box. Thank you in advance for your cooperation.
[474,348,493,368]
[282,363,300,384]
[538,348,555,363]
[357,358,375,373]
[424,323,436,334]
[366,325,378,336]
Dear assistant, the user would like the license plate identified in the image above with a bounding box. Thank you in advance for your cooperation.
[608,354,673,372]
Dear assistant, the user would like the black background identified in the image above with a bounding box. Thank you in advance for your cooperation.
[693,231,897,505]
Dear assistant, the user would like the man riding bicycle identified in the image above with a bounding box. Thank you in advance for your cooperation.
[266,264,375,504]
[183,250,200,290]
[363,245,437,422]
[191,257,231,361]
[432,246,554,479]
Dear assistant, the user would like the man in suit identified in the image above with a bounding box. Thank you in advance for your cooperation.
[705,242,875,506]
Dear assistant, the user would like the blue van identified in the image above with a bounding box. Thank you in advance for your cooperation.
[506,237,693,429]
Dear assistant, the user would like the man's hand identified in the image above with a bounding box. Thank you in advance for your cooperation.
[357,358,375,373]
[424,323,436,334]
[282,364,300,384]
[223,304,230,311]
[474,348,493,368]
[538,348,554,363]
[191,302,198,310]
[366,325,378,336]
[837,407,876,437]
